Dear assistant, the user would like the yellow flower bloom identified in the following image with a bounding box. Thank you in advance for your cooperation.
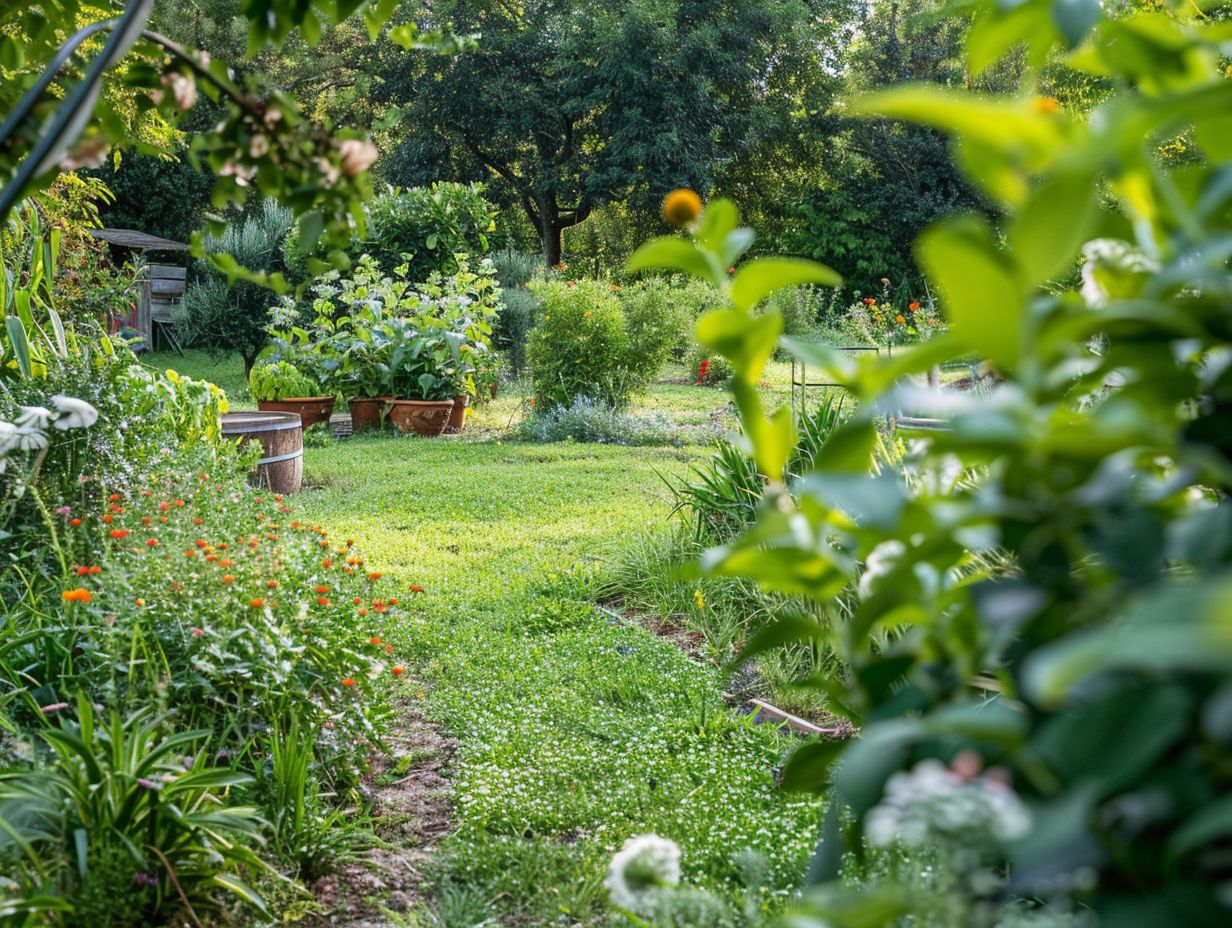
[662,189,703,228]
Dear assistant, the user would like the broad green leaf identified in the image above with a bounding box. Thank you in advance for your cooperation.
[627,236,720,284]
[1051,0,1101,47]
[5,316,32,378]
[695,198,738,253]
[915,216,1022,368]
[730,258,841,312]
[1009,169,1100,287]
[696,309,781,382]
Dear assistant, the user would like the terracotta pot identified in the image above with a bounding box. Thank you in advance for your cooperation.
[347,396,387,432]
[386,398,453,436]
[445,394,468,434]
[257,397,335,429]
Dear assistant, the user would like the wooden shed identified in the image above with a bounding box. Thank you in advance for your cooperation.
[88,228,188,352]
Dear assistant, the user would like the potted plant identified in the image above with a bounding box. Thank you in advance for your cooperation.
[339,337,390,432]
[374,318,458,436]
[249,359,336,427]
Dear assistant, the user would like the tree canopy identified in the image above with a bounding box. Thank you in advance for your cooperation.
[380,0,853,264]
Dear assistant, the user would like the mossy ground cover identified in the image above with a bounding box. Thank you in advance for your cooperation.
[147,350,828,924]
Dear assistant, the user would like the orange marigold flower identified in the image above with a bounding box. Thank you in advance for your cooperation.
[896,314,907,325]
[61,588,92,604]
[70,518,82,526]
[368,571,382,580]
[410,585,425,593]
[135,597,146,607]
[103,514,113,524]
[250,598,265,608]
[221,575,235,583]
[220,559,234,568]
[370,637,382,646]
[388,597,399,605]
[353,597,363,605]
[662,188,703,227]
[909,301,920,312]
[108,493,120,502]
[315,585,330,594]
[142,517,152,525]
[391,666,405,676]
[75,565,91,576]
[193,517,204,525]
[195,539,208,548]
[159,502,169,512]
[317,596,330,606]
[358,608,369,617]
[863,297,876,305]
[341,678,356,687]
[385,643,393,655]
[146,538,159,547]
[322,559,332,568]
[267,580,278,589]
[174,500,185,507]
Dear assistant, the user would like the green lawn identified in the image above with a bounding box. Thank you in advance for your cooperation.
[169,350,826,924]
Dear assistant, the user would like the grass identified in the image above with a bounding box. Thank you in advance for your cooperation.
[149,349,833,923]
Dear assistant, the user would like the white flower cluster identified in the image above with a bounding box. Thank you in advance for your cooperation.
[0,396,98,474]
[604,834,682,912]
[865,759,1031,849]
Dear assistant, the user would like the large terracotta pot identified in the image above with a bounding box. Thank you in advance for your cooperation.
[385,398,453,436]
[445,394,468,434]
[257,397,335,429]
[347,397,387,433]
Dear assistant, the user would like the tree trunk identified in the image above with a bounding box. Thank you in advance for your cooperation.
[541,220,563,267]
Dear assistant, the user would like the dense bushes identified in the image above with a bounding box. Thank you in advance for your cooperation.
[526,279,632,410]
[0,204,402,922]
[359,182,496,281]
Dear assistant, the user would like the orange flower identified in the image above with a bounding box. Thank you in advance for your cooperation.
[159,502,169,512]
[385,643,393,655]
[896,314,907,325]
[249,598,265,608]
[341,678,356,687]
[388,597,399,605]
[75,565,91,576]
[195,539,208,548]
[193,517,205,525]
[142,517,152,525]
[662,188,703,227]
[183,550,196,557]
[908,301,920,312]
[316,596,330,606]
[135,597,146,607]
[358,608,369,617]
[314,585,330,594]
[146,538,159,547]
[863,297,876,306]
[368,571,382,580]
[410,584,425,593]
[267,580,278,589]
[61,588,92,604]
[108,493,121,502]
[103,514,113,524]
[353,597,363,605]
[174,500,185,507]
[1032,96,1061,113]
[220,559,234,568]
[221,575,235,583]
[322,559,332,568]
[391,666,405,676]
[70,518,82,527]
[369,637,382,646]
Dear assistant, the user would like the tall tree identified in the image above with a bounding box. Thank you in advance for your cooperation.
[380,0,850,265]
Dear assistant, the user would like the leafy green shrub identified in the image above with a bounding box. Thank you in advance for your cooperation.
[490,248,541,289]
[495,287,539,375]
[247,359,319,400]
[526,280,631,410]
[520,396,680,446]
[685,344,733,386]
[175,199,295,374]
[0,696,269,924]
[631,12,1232,908]
[617,278,694,378]
[361,182,496,281]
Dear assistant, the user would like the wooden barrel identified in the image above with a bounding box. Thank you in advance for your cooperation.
[221,411,303,494]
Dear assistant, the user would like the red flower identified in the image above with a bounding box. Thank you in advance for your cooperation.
[109,528,129,539]
[317,596,330,606]
[908,301,920,312]
[410,584,425,593]
[368,571,382,580]
[391,666,405,676]
[146,538,159,547]
[863,297,876,305]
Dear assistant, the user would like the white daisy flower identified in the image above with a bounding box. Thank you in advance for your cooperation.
[50,395,99,430]
[15,406,52,430]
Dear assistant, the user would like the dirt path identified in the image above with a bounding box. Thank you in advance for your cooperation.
[309,696,455,926]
